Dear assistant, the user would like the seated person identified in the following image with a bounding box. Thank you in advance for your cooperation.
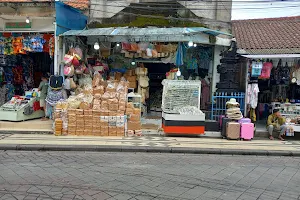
[267,109,287,141]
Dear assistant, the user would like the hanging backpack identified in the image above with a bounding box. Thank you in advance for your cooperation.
[49,75,63,90]
[251,62,263,77]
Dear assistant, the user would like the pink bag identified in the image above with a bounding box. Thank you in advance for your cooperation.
[64,65,74,76]
[240,123,254,140]
[238,118,251,124]
[259,62,272,79]
[63,54,74,65]
[72,57,80,66]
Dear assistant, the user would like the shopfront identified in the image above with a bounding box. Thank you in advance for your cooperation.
[54,27,231,136]
[244,54,300,132]
[0,16,55,121]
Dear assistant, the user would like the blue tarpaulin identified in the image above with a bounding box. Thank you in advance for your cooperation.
[55,1,88,36]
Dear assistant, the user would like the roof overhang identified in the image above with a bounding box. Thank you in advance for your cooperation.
[242,54,300,59]
[62,27,232,46]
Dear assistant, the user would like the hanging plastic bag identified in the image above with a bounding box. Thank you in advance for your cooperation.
[146,48,152,57]
[64,78,71,90]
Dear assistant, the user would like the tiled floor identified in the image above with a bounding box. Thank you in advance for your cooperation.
[0,119,53,132]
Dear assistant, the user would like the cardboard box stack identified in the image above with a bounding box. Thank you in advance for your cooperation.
[126,102,142,136]
[67,109,76,135]
[62,73,128,137]
[124,69,137,89]
[54,118,63,136]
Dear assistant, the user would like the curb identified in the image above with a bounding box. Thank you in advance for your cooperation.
[0,144,299,157]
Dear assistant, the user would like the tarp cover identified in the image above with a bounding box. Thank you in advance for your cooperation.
[55,1,88,36]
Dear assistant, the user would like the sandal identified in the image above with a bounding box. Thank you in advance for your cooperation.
[278,136,285,141]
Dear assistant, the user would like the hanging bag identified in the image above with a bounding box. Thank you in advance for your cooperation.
[259,62,273,79]
[63,54,74,65]
[64,65,74,77]
[70,78,77,89]
[251,62,263,77]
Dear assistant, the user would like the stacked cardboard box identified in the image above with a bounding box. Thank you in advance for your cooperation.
[126,102,142,135]
[54,119,63,136]
[124,69,137,89]
[67,109,76,135]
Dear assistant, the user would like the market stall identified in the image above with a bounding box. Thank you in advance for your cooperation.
[0,32,55,121]
[56,27,231,136]
[244,55,300,134]
[161,80,205,135]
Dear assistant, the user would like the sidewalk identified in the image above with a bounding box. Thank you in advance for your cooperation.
[0,133,300,156]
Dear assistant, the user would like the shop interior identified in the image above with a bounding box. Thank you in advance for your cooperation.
[247,57,300,131]
[0,32,54,121]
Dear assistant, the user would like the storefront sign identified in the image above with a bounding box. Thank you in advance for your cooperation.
[5,22,31,29]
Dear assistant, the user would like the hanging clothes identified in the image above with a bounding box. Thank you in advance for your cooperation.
[175,42,184,66]
[247,84,252,105]
[200,79,210,110]
[250,83,259,109]
[187,58,198,70]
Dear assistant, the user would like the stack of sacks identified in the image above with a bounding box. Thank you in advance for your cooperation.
[226,98,243,120]
[126,102,142,135]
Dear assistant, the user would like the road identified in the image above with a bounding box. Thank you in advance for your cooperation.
[0,151,300,200]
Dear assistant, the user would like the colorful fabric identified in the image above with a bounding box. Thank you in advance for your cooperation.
[23,36,32,52]
[187,58,198,70]
[12,37,25,54]
[30,36,46,52]
[12,66,23,84]
[4,37,13,55]
[43,34,52,53]
[45,89,64,106]
[0,37,5,55]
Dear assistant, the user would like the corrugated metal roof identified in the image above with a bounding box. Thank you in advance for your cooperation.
[62,27,231,37]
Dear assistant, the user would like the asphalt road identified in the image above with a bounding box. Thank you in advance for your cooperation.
[0,151,300,200]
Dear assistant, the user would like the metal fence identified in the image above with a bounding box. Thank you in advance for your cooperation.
[211,92,245,120]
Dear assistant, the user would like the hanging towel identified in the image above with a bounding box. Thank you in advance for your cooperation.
[175,42,183,66]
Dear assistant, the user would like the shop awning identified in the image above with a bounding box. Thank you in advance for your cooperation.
[62,27,231,37]
[242,54,300,59]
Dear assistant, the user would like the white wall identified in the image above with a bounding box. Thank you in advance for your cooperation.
[0,18,54,32]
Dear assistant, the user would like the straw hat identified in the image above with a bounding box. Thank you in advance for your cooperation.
[226,98,239,105]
